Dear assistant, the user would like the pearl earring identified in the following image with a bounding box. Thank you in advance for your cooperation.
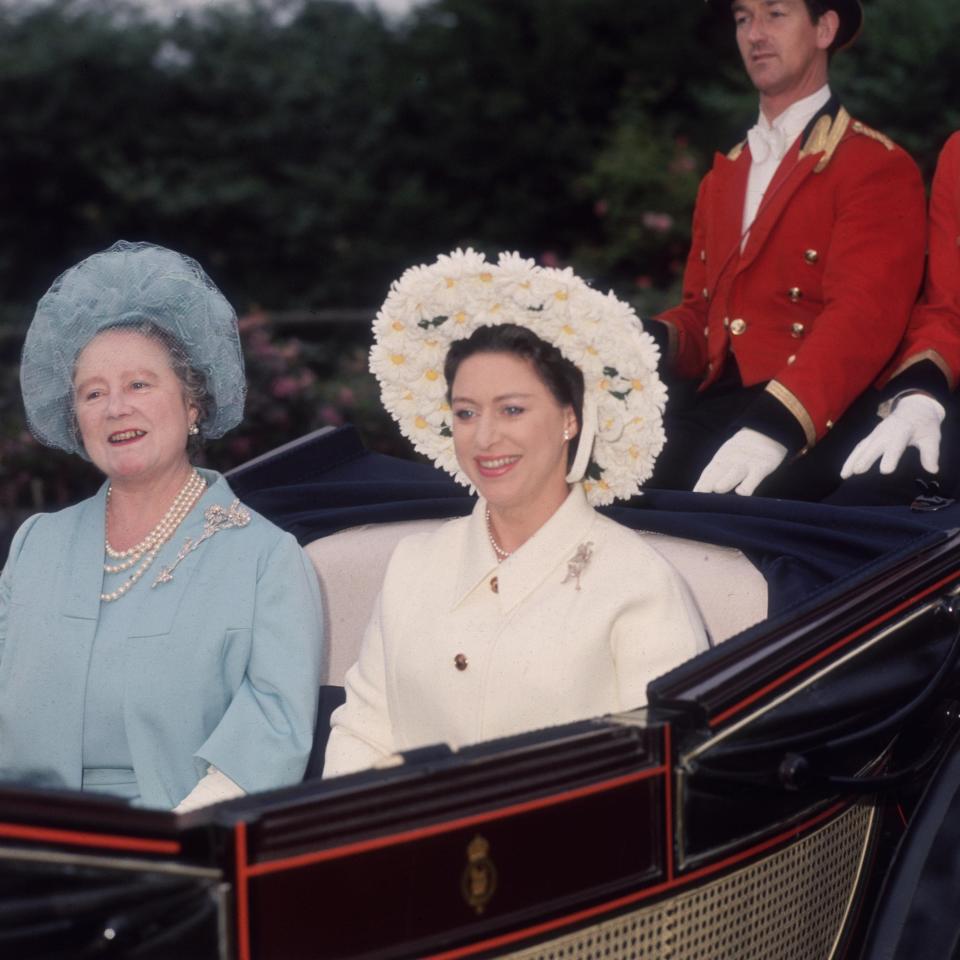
[188,423,200,437]
[563,428,570,442]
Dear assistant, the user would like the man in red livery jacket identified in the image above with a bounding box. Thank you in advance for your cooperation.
[839,132,960,503]
[647,0,926,499]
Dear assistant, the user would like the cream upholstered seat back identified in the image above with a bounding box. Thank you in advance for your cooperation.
[305,519,768,686]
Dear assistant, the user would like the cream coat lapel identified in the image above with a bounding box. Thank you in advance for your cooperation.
[452,504,501,609]
[458,487,598,616]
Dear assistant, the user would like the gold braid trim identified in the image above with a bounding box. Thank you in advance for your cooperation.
[797,107,851,173]
[850,119,895,151]
[799,114,832,159]
[887,349,956,390]
[726,139,747,161]
[766,380,817,448]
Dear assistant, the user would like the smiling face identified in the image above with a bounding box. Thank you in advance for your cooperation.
[732,0,838,119]
[73,328,197,484]
[450,351,578,526]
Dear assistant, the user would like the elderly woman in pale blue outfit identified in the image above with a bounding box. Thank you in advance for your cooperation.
[0,241,323,810]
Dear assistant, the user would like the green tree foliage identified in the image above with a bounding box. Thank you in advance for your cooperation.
[830,0,960,175]
[0,0,738,315]
[0,0,399,309]
[0,0,953,315]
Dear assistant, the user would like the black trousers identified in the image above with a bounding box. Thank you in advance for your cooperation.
[647,376,960,505]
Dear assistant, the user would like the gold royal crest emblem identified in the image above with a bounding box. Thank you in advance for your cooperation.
[461,834,497,915]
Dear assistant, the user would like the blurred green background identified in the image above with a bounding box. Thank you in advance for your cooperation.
[1,0,957,538]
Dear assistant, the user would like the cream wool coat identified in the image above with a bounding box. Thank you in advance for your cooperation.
[324,485,708,777]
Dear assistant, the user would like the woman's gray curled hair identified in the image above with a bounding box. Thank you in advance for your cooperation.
[20,240,246,457]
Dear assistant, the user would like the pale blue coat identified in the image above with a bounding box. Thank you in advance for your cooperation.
[0,471,324,808]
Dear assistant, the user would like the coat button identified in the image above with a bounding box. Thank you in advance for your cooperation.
[826,420,834,430]
[489,576,498,593]
[791,322,805,338]
[703,325,709,337]
[702,287,709,300]
[454,653,468,671]
[804,249,819,264]
[700,249,707,262]
[788,287,802,302]
[787,354,797,365]
[730,318,747,336]
[723,316,730,329]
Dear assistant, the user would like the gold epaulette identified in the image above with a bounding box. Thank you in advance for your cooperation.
[726,139,747,161]
[849,119,895,151]
[799,107,851,173]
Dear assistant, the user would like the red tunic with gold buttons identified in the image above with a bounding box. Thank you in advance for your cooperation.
[657,105,926,449]
[879,131,960,393]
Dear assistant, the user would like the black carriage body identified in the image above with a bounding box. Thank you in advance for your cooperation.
[3,428,960,959]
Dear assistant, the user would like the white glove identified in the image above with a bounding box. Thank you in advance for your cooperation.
[174,765,246,813]
[840,394,945,479]
[694,428,788,496]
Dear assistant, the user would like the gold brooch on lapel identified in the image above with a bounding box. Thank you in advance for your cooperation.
[152,500,251,588]
[561,541,594,591]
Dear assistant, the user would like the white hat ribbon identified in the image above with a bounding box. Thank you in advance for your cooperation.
[566,393,597,484]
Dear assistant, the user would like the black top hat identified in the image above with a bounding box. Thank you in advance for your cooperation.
[706,1,864,51]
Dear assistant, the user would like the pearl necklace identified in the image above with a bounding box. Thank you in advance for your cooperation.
[101,469,207,602]
[485,508,512,562]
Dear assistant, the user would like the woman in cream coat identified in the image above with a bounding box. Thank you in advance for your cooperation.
[324,250,707,777]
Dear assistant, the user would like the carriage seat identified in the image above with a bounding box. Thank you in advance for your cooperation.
[305,519,768,687]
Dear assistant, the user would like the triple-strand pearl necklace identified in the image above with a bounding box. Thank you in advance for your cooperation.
[485,508,512,563]
[101,469,207,602]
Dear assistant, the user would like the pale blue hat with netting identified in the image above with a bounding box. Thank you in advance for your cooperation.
[21,240,246,455]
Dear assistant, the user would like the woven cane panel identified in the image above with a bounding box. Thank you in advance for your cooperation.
[505,803,873,960]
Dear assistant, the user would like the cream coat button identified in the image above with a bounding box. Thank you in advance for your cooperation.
[700,249,707,262]
[788,287,802,302]
[804,249,819,264]
[787,354,797,365]
[703,326,709,337]
[791,322,805,338]
[702,287,709,300]
[730,318,747,336]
